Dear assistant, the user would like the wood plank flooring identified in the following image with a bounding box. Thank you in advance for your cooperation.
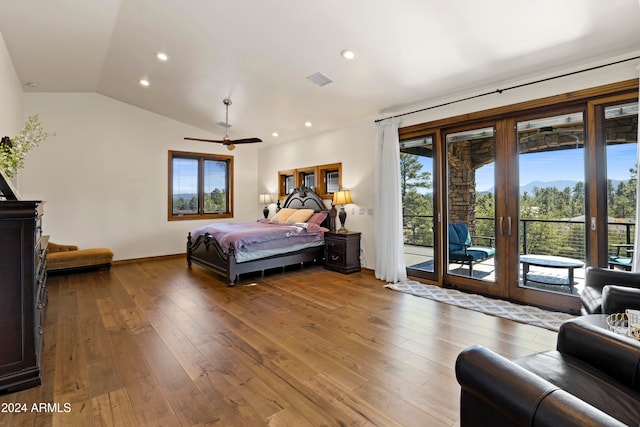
[0,256,558,426]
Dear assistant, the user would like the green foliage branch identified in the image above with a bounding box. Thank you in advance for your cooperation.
[0,115,54,178]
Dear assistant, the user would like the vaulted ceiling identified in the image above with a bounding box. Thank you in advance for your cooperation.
[1,0,639,145]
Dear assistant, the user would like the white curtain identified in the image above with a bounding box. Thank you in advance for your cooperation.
[632,65,640,272]
[374,117,407,282]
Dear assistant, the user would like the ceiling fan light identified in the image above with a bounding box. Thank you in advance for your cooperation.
[139,79,150,87]
[227,144,236,151]
[156,52,169,61]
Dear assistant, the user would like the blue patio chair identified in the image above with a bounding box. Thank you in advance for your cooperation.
[448,222,495,276]
[608,243,633,271]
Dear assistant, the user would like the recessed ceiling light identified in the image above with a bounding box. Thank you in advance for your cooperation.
[305,121,312,127]
[156,52,169,61]
[139,79,150,87]
[340,49,358,60]
[272,132,279,137]
[25,81,39,88]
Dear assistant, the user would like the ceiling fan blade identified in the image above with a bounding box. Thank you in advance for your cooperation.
[184,137,225,143]
[229,137,263,144]
[186,100,262,147]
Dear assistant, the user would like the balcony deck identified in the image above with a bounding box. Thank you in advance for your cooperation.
[404,244,587,295]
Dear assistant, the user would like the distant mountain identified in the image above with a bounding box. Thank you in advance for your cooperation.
[173,193,196,199]
[520,180,579,194]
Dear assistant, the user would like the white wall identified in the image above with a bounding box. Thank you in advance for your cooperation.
[18,93,259,260]
[257,121,377,268]
[0,32,23,150]
[257,54,640,272]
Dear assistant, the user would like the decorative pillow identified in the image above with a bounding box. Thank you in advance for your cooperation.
[269,208,296,224]
[284,208,315,224]
[307,211,328,225]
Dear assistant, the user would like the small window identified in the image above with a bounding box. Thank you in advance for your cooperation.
[325,170,339,194]
[297,167,316,191]
[278,162,342,200]
[168,150,234,220]
[317,163,342,199]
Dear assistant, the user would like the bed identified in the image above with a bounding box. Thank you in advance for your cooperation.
[187,186,331,286]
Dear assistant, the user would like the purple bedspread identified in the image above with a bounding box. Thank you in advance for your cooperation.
[191,221,325,254]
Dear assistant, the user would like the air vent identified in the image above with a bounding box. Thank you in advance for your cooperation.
[306,72,333,87]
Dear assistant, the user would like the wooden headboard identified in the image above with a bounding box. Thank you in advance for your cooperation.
[278,186,327,212]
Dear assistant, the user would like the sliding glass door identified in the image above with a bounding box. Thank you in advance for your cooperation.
[401,135,437,280]
[445,126,500,293]
[515,112,586,298]
[397,80,638,313]
[442,123,506,296]
[603,101,639,270]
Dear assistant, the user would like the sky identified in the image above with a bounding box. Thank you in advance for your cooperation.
[475,144,637,191]
[173,158,227,194]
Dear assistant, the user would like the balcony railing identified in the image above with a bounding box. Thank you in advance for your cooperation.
[403,214,635,261]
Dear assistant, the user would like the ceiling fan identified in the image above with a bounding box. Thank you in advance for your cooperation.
[184,98,262,150]
[519,125,583,142]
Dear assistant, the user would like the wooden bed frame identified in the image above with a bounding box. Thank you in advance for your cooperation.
[187,187,330,286]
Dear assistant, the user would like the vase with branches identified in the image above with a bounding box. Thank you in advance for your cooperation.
[0,114,54,178]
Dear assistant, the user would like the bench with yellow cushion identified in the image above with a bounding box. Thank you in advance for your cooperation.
[46,242,114,272]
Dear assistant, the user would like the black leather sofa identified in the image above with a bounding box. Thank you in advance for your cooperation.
[580,266,640,314]
[456,316,640,426]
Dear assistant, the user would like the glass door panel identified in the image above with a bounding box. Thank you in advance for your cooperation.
[605,101,638,270]
[516,112,585,295]
[401,136,436,278]
[446,127,497,283]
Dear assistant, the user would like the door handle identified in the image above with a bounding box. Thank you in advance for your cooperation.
[508,216,512,236]
[499,216,504,236]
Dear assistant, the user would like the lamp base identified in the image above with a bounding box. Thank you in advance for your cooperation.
[263,206,269,219]
[338,207,347,233]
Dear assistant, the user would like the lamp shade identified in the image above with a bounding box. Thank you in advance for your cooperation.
[259,193,272,204]
[332,190,352,205]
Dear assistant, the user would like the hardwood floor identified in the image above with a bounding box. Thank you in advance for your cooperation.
[0,257,558,426]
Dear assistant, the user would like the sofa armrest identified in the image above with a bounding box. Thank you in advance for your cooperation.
[557,318,640,392]
[47,241,79,253]
[455,345,624,427]
[585,267,640,293]
[602,285,640,314]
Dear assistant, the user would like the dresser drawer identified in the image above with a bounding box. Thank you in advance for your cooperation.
[326,240,346,254]
[326,251,345,265]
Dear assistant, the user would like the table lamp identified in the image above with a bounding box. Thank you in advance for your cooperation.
[332,190,353,233]
[259,193,272,218]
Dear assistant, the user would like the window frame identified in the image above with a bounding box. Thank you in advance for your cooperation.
[168,150,234,221]
[277,162,342,200]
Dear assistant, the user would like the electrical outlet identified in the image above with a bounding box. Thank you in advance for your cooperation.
[368,208,373,215]
[359,208,365,215]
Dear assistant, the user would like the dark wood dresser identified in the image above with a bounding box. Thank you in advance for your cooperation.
[0,200,47,393]
[324,231,361,274]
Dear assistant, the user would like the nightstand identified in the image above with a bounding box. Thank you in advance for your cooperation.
[324,231,361,274]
